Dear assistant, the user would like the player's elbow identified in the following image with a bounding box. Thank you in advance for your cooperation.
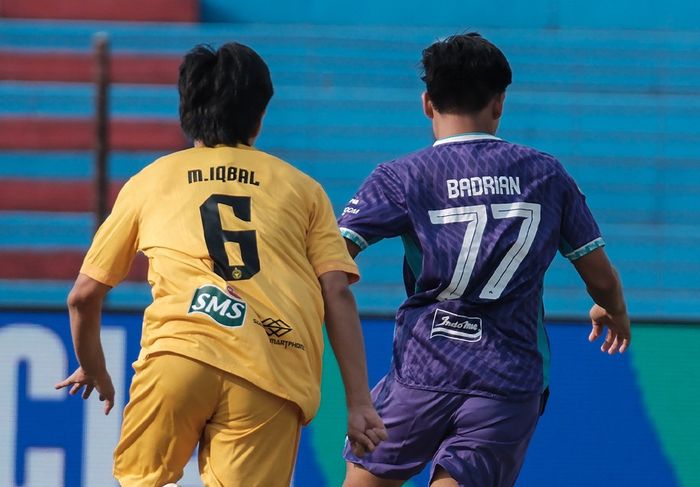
[585,267,622,299]
[587,281,619,302]
[67,275,109,310]
[67,287,93,310]
[320,274,350,296]
[573,250,622,298]
[319,270,354,303]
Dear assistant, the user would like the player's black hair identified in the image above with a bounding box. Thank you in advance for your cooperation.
[421,32,512,114]
[178,42,273,147]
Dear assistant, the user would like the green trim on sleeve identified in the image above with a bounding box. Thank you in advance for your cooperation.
[339,227,369,251]
[564,237,606,261]
[559,237,574,257]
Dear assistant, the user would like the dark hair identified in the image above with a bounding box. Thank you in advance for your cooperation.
[178,42,273,147]
[421,33,512,114]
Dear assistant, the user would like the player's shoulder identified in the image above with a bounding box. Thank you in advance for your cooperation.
[373,145,436,178]
[254,148,325,192]
[257,148,316,178]
[128,147,193,182]
[394,145,436,166]
[497,140,577,182]
[504,140,562,167]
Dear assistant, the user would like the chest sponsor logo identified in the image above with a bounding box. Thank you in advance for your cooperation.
[260,317,293,337]
[254,317,305,351]
[188,284,247,327]
[430,309,482,342]
[342,197,361,216]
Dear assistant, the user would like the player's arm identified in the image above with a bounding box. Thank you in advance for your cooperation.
[55,273,115,414]
[345,239,362,259]
[572,248,630,354]
[54,178,140,414]
[338,164,410,261]
[320,270,387,456]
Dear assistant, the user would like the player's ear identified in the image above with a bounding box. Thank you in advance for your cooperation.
[492,92,506,120]
[422,92,434,120]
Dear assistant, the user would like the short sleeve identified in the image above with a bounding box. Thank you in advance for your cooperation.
[337,164,410,250]
[558,168,605,261]
[80,178,141,286]
[306,183,360,283]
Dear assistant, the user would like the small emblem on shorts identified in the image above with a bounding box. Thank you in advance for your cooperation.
[188,284,247,328]
[431,309,482,342]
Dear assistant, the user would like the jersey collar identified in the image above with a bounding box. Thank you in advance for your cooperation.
[433,132,501,147]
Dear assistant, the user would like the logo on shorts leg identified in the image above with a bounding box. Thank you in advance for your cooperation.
[188,284,247,327]
[431,309,482,342]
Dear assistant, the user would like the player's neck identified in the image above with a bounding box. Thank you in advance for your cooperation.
[431,113,498,141]
[192,139,254,148]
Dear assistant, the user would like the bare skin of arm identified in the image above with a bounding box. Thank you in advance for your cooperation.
[345,240,362,259]
[55,273,115,415]
[572,247,631,354]
[320,270,388,457]
[342,242,455,486]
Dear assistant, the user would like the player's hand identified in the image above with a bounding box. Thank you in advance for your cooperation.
[55,366,115,415]
[588,304,631,355]
[347,404,388,458]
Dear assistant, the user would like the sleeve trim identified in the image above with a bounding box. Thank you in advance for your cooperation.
[564,237,606,261]
[79,262,121,287]
[340,227,369,251]
[315,261,360,284]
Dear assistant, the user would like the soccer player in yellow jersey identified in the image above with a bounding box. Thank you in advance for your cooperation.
[54,42,387,486]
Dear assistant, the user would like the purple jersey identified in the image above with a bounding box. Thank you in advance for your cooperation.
[338,133,604,398]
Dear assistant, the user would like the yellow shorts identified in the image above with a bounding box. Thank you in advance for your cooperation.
[113,352,302,487]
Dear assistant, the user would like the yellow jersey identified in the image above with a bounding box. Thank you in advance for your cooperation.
[81,145,359,421]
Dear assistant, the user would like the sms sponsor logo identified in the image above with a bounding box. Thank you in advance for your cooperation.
[188,284,247,327]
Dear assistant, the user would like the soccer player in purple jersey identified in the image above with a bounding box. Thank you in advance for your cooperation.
[338,33,631,487]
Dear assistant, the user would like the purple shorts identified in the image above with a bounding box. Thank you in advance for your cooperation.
[343,373,542,486]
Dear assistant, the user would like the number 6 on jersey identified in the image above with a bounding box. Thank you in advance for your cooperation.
[200,194,261,281]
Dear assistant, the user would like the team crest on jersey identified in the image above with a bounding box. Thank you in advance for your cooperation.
[431,309,482,342]
[188,284,247,328]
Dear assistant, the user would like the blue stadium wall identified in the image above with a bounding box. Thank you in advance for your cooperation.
[2,311,699,486]
[3,0,700,485]
[201,0,700,29]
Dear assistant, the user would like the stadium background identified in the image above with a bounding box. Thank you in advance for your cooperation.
[1,0,699,486]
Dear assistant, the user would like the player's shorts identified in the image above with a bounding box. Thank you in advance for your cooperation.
[343,373,542,486]
[113,351,302,487]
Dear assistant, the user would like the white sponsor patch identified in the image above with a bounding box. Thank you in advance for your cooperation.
[430,308,482,342]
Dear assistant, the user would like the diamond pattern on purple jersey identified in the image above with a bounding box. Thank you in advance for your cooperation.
[338,134,604,398]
